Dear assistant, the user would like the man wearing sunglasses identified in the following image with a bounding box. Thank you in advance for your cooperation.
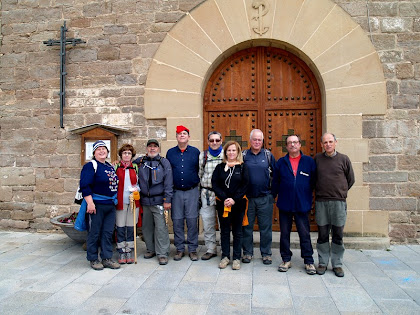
[198,131,224,260]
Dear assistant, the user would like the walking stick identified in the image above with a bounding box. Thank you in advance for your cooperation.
[130,191,140,264]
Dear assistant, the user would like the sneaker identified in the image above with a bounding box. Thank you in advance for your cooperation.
[159,256,168,265]
[118,253,127,264]
[90,260,104,271]
[126,251,135,264]
[305,264,316,275]
[144,251,156,259]
[242,255,252,263]
[232,259,241,270]
[102,258,120,269]
[316,265,327,275]
[278,261,291,272]
[189,252,198,261]
[174,251,185,261]
[219,257,230,269]
[262,256,272,265]
[333,267,345,277]
[201,252,217,260]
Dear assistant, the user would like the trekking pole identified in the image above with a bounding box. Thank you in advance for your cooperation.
[131,191,140,264]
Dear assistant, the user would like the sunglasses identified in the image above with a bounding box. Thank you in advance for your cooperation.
[209,139,221,143]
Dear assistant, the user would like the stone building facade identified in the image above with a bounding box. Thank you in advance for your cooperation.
[0,0,419,243]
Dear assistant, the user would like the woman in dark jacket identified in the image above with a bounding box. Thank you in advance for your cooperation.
[80,140,119,270]
[212,141,249,270]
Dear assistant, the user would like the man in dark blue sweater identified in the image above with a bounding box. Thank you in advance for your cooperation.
[166,125,200,261]
[242,129,275,265]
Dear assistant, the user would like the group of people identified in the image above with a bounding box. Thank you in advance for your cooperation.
[79,126,354,278]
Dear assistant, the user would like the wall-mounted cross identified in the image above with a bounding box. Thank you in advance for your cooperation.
[43,21,85,128]
[224,130,248,149]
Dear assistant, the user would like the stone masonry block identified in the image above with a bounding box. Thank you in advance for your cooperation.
[381,18,413,33]
[343,210,363,235]
[395,63,414,79]
[389,223,417,241]
[326,114,362,139]
[405,47,420,64]
[363,120,377,138]
[334,138,368,163]
[352,162,363,186]
[398,155,420,171]
[376,120,397,138]
[399,2,420,17]
[367,155,396,171]
[363,211,389,237]
[370,34,396,51]
[68,49,97,63]
[0,219,30,229]
[97,46,120,60]
[397,183,420,198]
[393,94,419,109]
[370,138,403,154]
[36,179,65,193]
[370,197,416,211]
[0,168,35,186]
[0,187,13,202]
[369,183,397,197]
[12,211,33,221]
[415,18,420,32]
[103,25,128,34]
[389,211,410,224]
[166,117,203,144]
[398,120,418,137]
[347,186,369,210]
[13,189,35,203]
[379,50,403,63]
[364,171,408,183]
[367,2,398,17]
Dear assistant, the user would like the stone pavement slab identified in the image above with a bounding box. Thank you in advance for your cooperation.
[0,231,419,314]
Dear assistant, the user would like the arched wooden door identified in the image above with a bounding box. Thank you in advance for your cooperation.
[204,46,322,231]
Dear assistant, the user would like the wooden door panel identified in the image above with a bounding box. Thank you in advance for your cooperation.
[204,46,322,232]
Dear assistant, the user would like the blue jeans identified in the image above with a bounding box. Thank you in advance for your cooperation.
[279,211,314,264]
[86,203,116,261]
[242,195,273,257]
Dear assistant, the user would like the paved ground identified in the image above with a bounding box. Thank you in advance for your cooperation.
[1,231,420,314]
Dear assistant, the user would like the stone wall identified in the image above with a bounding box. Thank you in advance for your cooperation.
[336,1,419,242]
[0,0,419,242]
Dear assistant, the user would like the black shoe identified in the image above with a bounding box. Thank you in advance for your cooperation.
[201,252,217,260]
[333,267,344,277]
[316,265,327,275]
[159,256,168,265]
[174,251,185,261]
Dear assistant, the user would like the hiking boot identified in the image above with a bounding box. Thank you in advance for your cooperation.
[102,258,120,269]
[242,255,252,263]
[219,257,230,269]
[305,264,316,275]
[262,256,272,265]
[118,253,127,264]
[232,259,241,270]
[201,252,217,260]
[174,251,185,261]
[90,260,104,271]
[278,261,292,272]
[144,251,156,259]
[189,252,198,261]
[333,267,344,277]
[159,256,168,265]
[316,265,327,275]
[126,251,134,264]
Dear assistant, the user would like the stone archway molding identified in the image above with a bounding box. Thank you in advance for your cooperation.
[144,0,388,237]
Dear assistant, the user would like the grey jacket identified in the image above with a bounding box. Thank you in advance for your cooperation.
[134,155,173,206]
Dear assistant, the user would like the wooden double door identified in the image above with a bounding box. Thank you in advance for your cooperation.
[203,47,322,231]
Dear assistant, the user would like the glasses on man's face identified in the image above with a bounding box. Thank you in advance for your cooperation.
[287,141,300,146]
[122,151,132,155]
[209,139,221,143]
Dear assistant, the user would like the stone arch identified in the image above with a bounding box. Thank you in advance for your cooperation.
[144,0,388,236]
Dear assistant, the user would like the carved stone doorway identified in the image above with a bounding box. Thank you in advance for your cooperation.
[203,46,322,231]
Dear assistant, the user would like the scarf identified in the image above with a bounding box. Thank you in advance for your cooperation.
[208,145,222,157]
[116,161,140,210]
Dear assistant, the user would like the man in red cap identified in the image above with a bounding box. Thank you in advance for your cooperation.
[166,125,201,261]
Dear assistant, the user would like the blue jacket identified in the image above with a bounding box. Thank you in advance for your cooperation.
[272,152,316,213]
[166,145,200,190]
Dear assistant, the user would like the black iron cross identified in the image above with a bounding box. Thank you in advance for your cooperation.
[43,21,85,128]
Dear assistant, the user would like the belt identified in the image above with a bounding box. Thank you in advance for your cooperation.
[201,186,214,191]
[175,185,198,191]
